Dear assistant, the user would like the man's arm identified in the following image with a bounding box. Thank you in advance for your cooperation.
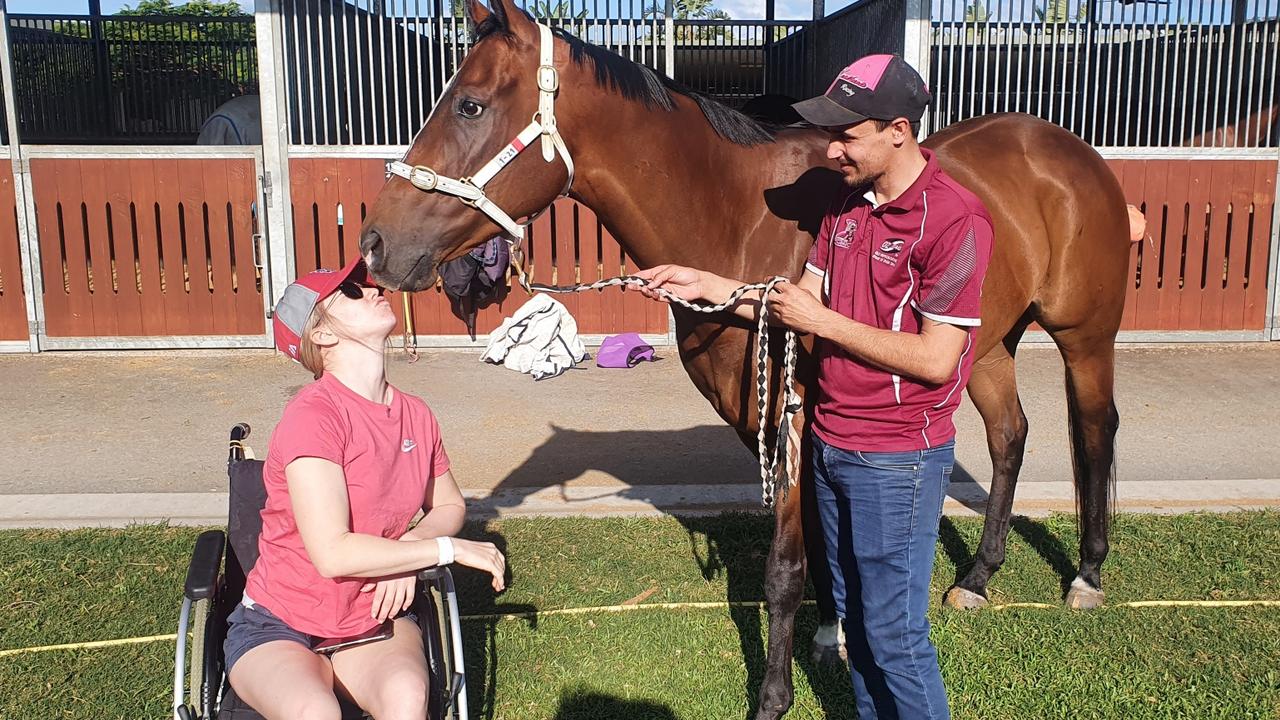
[768,280,971,385]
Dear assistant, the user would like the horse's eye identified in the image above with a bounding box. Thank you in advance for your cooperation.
[458,99,485,119]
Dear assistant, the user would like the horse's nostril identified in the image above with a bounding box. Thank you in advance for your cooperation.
[361,228,385,271]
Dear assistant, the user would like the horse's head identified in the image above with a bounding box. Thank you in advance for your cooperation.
[360,0,570,290]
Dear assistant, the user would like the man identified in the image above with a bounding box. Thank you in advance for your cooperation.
[632,54,993,719]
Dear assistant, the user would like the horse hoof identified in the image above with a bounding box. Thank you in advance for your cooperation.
[810,642,847,666]
[1065,578,1105,609]
[943,586,989,610]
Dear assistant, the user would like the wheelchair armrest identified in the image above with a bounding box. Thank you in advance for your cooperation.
[418,566,447,582]
[184,530,226,601]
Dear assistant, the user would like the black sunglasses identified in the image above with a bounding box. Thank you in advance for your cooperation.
[337,281,385,300]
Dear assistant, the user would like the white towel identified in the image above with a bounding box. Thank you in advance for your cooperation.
[481,294,587,380]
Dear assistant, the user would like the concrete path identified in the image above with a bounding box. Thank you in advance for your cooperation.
[2,343,1279,527]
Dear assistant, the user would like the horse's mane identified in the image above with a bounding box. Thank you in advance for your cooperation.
[472,15,777,147]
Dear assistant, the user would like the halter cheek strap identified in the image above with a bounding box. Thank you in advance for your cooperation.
[387,23,574,241]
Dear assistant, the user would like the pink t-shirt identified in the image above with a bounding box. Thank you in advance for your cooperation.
[805,149,993,452]
[244,372,451,638]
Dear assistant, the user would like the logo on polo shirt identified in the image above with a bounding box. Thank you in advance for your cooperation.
[834,218,857,249]
[873,238,907,267]
[402,439,417,453]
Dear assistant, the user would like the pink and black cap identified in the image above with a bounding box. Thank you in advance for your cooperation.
[792,54,932,129]
[272,256,369,360]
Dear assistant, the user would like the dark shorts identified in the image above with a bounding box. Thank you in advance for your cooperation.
[223,602,418,674]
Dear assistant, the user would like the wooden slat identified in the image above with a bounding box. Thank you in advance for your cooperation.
[52,160,96,336]
[179,158,216,335]
[290,159,319,275]
[1155,160,1189,331]
[1110,160,1140,331]
[127,160,170,335]
[1197,161,1234,330]
[1243,161,1277,330]
[201,159,237,335]
[78,159,120,336]
[30,160,71,336]
[0,170,27,340]
[575,202,603,334]
[1221,160,1254,330]
[316,157,342,270]
[103,159,145,336]
[1176,161,1211,330]
[227,158,265,335]
[154,158,195,334]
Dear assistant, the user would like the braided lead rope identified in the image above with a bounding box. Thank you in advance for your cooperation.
[507,262,800,508]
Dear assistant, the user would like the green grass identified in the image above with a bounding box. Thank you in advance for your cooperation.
[2,512,1279,719]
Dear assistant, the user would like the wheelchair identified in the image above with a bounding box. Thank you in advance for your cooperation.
[173,424,469,720]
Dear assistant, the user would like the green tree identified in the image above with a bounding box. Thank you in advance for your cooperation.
[1034,0,1087,23]
[528,0,589,19]
[644,0,732,42]
[963,0,989,23]
[118,0,246,16]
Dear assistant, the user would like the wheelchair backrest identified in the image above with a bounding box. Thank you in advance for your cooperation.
[227,459,267,576]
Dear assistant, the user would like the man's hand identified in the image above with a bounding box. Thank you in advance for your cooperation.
[629,265,706,302]
[768,281,834,335]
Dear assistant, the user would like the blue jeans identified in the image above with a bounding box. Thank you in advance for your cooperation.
[812,432,953,720]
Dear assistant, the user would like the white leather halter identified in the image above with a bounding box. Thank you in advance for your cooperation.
[387,23,574,241]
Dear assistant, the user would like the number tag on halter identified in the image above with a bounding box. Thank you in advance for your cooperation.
[494,144,520,167]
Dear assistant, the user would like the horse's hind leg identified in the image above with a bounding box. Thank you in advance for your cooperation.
[1053,329,1120,609]
[944,334,1029,609]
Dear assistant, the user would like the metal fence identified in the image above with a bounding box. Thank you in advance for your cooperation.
[927,0,1280,147]
[279,0,815,145]
[809,0,906,98]
[671,21,809,108]
[8,14,258,143]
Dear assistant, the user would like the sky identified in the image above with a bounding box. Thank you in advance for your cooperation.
[6,0,1276,22]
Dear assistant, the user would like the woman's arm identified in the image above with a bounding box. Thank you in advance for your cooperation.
[400,469,466,541]
[287,459,504,590]
[288,457,444,578]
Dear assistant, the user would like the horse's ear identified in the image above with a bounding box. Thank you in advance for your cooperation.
[465,0,493,29]
[490,0,535,36]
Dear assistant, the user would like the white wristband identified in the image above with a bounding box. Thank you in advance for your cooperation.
[435,536,455,566]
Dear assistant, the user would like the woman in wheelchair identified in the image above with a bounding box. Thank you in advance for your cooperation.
[224,257,506,720]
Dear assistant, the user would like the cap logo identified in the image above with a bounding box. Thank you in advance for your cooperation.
[838,68,872,90]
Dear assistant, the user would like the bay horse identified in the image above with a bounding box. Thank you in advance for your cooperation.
[359,0,1128,715]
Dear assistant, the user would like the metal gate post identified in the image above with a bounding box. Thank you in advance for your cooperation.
[663,0,675,79]
[1266,148,1280,340]
[256,0,297,314]
[903,0,931,138]
[0,3,43,352]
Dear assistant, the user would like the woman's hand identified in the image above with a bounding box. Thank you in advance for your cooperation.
[629,265,706,302]
[452,538,507,592]
[360,573,416,622]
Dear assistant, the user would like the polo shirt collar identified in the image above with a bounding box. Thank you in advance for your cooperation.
[872,148,939,214]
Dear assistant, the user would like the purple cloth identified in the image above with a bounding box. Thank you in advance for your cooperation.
[596,332,656,368]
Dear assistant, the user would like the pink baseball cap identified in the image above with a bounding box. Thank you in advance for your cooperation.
[792,54,931,128]
[272,256,370,360]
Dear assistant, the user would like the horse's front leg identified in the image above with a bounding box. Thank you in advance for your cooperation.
[755,464,807,720]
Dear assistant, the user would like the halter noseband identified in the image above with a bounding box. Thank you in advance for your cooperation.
[387,22,574,241]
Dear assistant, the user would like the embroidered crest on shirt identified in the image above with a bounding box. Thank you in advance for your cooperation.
[834,218,857,249]
[873,238,905,267]
[401,439,417,453]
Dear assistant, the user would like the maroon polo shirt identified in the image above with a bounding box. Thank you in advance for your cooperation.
[805,148,994,452]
